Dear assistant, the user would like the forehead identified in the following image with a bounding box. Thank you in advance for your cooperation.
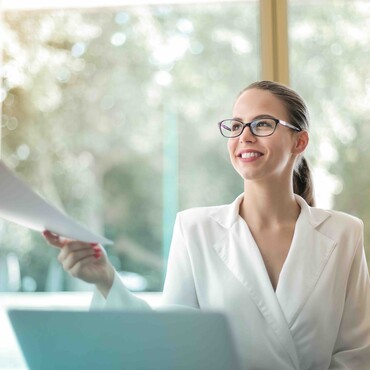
[232,88,289,121]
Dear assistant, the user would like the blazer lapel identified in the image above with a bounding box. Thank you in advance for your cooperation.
[210,195,300,369]
[275,196,337,327]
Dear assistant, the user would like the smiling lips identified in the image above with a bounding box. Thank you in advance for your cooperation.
[241,152,262,159]
[237,150,263,161]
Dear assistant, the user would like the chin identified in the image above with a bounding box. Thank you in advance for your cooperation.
[235,166,270,183]
[237,170,261,182]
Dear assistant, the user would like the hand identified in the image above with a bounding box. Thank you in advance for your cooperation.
[42,230,115,297]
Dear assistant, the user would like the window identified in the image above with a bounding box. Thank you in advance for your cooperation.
[289,0,370,262]
[1,1,259,293]
[2,0,369,294]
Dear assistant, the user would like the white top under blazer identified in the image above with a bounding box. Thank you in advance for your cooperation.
[92,194,370,370]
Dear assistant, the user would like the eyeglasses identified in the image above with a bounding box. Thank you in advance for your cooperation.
[218,117,301,138]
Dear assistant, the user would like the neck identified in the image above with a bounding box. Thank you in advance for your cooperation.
[240,178,300,229]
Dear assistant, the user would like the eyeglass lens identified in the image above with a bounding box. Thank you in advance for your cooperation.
[220,118,276,137]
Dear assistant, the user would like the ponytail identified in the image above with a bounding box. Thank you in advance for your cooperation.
[293,156,315,207]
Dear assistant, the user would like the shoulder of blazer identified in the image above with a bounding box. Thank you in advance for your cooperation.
[312,206,364,242]
[176,194,364,241]
[177,203,230,226]
[176,194,244,230]
[313,207,362,227]
[295,194,363,235]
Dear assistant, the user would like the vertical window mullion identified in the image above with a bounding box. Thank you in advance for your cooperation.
[260,0,289,85]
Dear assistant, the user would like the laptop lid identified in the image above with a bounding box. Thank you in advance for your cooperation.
[8,309,243,370]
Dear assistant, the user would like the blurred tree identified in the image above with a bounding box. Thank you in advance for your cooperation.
[1,3,259,291]
[290,1,370,262]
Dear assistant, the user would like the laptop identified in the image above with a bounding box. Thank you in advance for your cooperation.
[8,309,243,370]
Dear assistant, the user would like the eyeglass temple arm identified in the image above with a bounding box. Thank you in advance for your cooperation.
[279,120,301,132]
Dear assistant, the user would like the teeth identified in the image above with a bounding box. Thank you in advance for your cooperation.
[241,152,261,159]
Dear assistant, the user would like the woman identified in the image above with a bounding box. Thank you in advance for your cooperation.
[44,81,370,369]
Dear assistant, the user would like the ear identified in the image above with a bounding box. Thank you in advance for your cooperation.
[292,130,309,155]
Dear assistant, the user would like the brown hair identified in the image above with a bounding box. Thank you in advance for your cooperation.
[240,80,315,206]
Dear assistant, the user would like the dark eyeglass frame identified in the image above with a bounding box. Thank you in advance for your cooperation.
[218,117,302,138]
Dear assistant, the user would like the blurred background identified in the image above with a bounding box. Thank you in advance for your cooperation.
[0,0,369,295]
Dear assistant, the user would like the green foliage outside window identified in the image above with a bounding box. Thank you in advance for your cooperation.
[290,1,370,264]
[1,3,259,292]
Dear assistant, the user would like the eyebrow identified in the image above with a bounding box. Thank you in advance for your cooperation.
[231,114,276,121]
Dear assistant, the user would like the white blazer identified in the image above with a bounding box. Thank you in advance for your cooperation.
[92,194,370,370]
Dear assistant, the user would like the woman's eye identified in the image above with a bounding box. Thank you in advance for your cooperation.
[231,122,242,131]
[256,120,273,128]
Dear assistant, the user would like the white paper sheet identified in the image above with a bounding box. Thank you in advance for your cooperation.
[0,161,113,245]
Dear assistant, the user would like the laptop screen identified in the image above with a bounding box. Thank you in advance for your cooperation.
[8,309,243,370]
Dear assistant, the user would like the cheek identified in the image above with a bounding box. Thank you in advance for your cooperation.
[227,138,237,156]
[269,138,295,167]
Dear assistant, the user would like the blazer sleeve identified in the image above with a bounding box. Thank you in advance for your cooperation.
[329,222,370,369]
[90,271,151,310]
[162,213,200,309]
[90,212,199,311]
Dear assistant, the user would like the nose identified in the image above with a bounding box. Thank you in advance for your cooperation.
[239,124,256,143]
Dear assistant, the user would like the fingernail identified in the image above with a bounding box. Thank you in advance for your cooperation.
[93,246,100,252]
[90,243,98,247]
[94,253,101,259]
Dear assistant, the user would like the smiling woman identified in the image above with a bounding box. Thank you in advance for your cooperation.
[1,1,370,369]
[43,81,370,369]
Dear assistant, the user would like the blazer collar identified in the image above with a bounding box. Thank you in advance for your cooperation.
[209,193,243,228]
[209,193,335,369]
[209,193,331,229]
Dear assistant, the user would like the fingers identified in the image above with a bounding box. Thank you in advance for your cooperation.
[43,230,98,251]
[59,246,99,271]
[42,230,106,281]
[68,255,100,278]
[42,230,69,248]
[58,242,104,279]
